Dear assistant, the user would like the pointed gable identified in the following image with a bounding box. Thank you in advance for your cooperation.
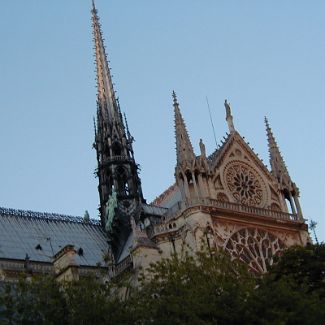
[208,131,284,210]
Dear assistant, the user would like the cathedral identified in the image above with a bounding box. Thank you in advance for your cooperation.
[0,3,309,282]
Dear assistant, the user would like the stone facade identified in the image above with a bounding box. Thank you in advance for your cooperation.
[130,96,309,277]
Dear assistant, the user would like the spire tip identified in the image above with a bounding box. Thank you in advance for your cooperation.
[172,90,178,106]
[264,116,271,130]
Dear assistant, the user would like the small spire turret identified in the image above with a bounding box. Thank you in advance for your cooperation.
[265,117,290,183]
[173,91,208,201]
[265,117,303,218]
[173,91,195,166]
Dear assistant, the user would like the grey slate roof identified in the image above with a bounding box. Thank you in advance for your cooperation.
[0,207,109,267]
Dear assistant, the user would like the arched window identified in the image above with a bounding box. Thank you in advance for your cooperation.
[185,170,193,184]
[116,166,129,196]
[283,189,297,214]
[112,141,122,156]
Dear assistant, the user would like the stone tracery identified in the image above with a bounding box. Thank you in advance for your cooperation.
[224,161,266,207]
[224,227,285,273]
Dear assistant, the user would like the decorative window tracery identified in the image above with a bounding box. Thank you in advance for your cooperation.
[224,228,285,273]
[224,161,266,207]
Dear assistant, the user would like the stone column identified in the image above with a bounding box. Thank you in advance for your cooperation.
[293,195,303,219]
[289,195,297,215]
[191,171,200,199]
[197,174,207,198]
[183,172,191,200]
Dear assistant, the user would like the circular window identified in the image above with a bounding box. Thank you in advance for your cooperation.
[224,161,266,207]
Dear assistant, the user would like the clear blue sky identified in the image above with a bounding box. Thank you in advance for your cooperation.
[0,1,324,242]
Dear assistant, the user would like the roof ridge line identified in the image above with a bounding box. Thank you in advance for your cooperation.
[0,206,100,225]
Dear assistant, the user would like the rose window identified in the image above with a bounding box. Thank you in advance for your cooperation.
[225,161,266,207]
[225,228,285,273]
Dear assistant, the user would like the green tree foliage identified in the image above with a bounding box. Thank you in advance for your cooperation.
[269,243,325,297]
[128,250,255,325]
[0,276,127,325]
[0,275,68,324]
[245,244,325,325]
[0,244,324,324]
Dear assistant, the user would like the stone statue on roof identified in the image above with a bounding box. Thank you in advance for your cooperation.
[104,191,118,232]
[199,138,206,158]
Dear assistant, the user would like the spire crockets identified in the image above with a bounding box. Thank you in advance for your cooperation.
[265,117,303,218]
[265,117,290,184]
[91,3,144,256]
[173,91,195,166]
[224,99,235,133]
[171,93,211,202]
[92,1,120,125]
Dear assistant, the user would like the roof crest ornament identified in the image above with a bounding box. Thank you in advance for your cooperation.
[224,99,235,133]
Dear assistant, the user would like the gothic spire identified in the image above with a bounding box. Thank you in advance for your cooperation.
[265,117,291,185]
[224,99,235,133]
[173,91,195,165]
[92,2,120,125]
[91,3,144,250]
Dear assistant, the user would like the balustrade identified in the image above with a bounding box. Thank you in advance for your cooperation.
[152,197,300,236]
[113,255,132,275]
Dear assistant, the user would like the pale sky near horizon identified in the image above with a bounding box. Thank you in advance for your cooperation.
[0,0,324,242]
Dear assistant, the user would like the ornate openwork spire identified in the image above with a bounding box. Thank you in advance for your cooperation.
[224,99,235,133]
[92,2,120,125]
[91,4,144,259]
[173,91,195,166]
